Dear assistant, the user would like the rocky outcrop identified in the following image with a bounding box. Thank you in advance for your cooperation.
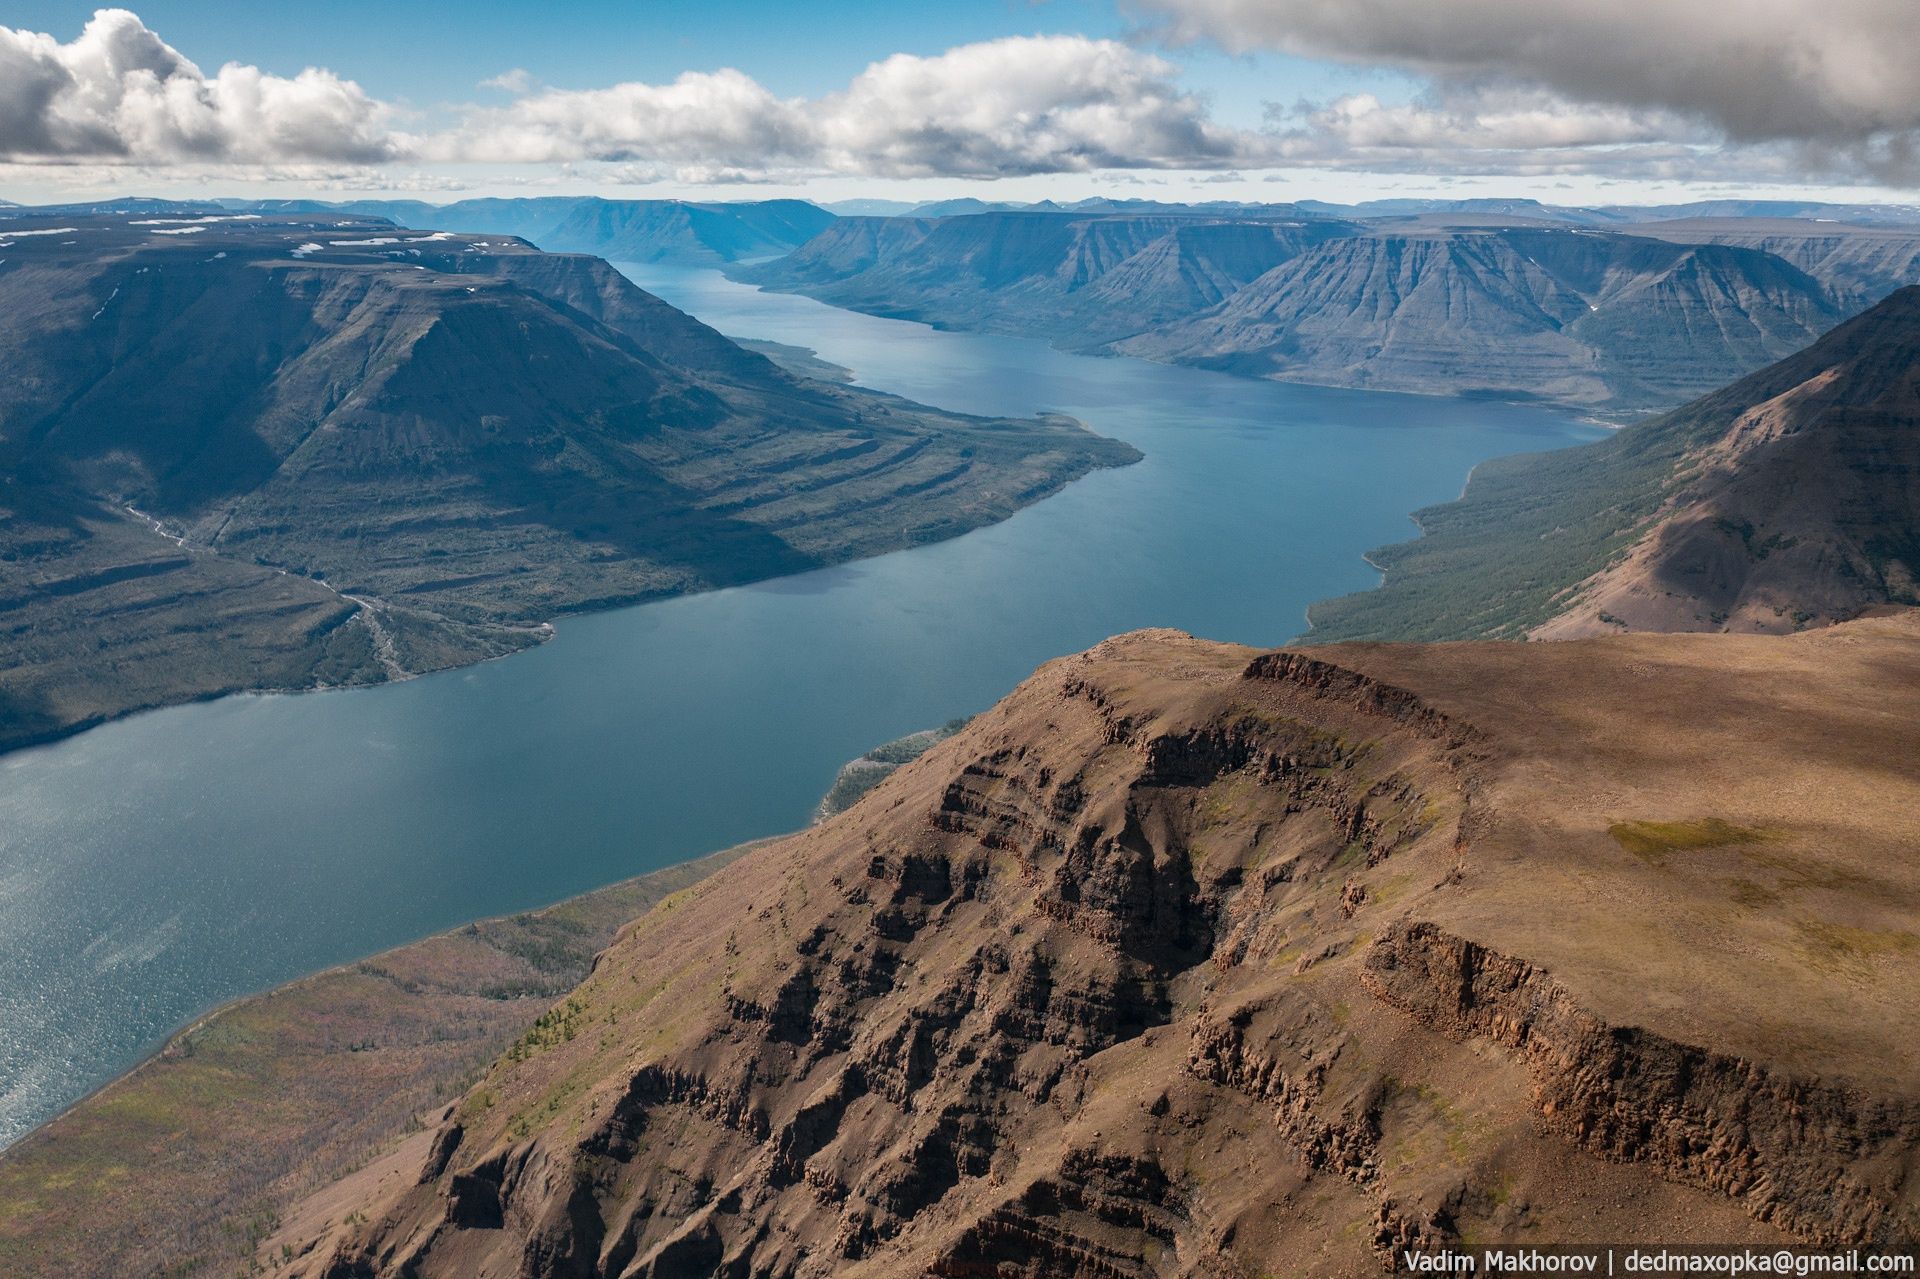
[1364,921,1920,1246]
[267,619,1920,1276]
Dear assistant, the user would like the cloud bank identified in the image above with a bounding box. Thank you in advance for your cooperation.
[6,5,1917,187]
[423,35,1261,177]
[1140,0,1920,182]
[0,14,1255,180]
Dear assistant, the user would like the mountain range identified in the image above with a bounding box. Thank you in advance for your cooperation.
[229,197,836,264]
[743,211,1920,413]
[0,212,1135,752]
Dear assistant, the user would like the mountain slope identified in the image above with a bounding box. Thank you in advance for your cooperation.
[1119,229,1846,409]
[0,214,1136,752]
[739,212,1352,347]
[1308,286,1920,641]
[270,615,1920,1276]
[750,214,1920,412]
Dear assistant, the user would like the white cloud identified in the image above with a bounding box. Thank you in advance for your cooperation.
[1138,0,1920,182]
[437,36,1260,178]
[810,37,1252,176]
[478,68,535,95]
[0,9,396,164]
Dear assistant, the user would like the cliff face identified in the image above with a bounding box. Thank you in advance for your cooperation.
[274,614,1920,1276]
[739,212,1354,349]
[0,215,1135,752]
[1118,229,1845,409]
[744,213,1919,412]
[1309,286,1920,643]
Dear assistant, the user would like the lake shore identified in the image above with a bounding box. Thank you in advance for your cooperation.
[0,837,768,1279]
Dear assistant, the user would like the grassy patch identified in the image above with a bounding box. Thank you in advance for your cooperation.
[1795,921,1920,975]
[1608,818,1770,865]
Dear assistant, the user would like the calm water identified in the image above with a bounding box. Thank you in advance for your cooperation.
[0,265,1602,1148]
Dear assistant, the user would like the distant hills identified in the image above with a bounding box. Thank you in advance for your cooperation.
[0,212,1135,751]
[743,208,1920,413]
[1309,286,1920,641]
[226,196,835,263]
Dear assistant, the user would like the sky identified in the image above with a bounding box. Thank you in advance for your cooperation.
[3,0,1918,208]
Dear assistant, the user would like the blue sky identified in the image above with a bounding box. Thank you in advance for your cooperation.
[2,1,1916,206]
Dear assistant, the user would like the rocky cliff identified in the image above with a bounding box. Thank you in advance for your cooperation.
[269,613,1920,1276]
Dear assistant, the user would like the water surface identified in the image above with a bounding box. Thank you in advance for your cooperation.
[0,265,1603,1147]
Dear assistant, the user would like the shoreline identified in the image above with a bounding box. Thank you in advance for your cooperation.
[0,834,778,1278]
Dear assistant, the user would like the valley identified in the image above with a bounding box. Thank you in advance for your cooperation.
[1,199,1913,1278]
[0,260,1596,1159]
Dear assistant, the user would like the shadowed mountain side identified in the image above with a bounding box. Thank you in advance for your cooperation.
[0,216,1137,753]
[1308,286,1920,642]
[263,615,1920,1277]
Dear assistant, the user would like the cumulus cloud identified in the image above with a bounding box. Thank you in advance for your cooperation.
[1,15,1261,181]
[810,37,1251,176]
[437,36,1259,177]
[0,8,396,164]
[1138,0,1920,182]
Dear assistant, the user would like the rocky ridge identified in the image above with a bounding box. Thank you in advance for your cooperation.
[271,613,1920,1276]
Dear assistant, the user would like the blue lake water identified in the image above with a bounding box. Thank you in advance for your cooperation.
[0,265,1603,1148]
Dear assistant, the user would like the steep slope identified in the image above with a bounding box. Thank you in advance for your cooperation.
[739,212,1351,347]
[1120,229,1845,410]
[271,614,1920,1276]
[752,216,1905,412]
[1309,287,1920,642]
[0,215,1136,751]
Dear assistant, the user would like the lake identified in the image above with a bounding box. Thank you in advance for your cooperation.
[0,265,1603,1148]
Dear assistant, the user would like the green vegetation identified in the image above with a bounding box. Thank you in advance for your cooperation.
[1306,402,1712,641]
[0,841,755,1279]
[1609,818,1771,865]
[815,719,970,820]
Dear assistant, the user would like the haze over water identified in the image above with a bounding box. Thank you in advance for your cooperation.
[0,266,1602,1148]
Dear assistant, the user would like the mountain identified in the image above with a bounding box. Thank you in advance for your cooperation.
[1122,227,1847,409]
[0,213,1136,752]
[230,197,837,263]
[749,212,1920,412]
[257,613,1920,1276]
[741,212,1354,348]
[1630,218,1920,310]
[1309,286,1920,642]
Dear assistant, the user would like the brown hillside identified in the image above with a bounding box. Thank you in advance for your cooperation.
[1535,289,1920,637]
[274,613,1920,1276]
